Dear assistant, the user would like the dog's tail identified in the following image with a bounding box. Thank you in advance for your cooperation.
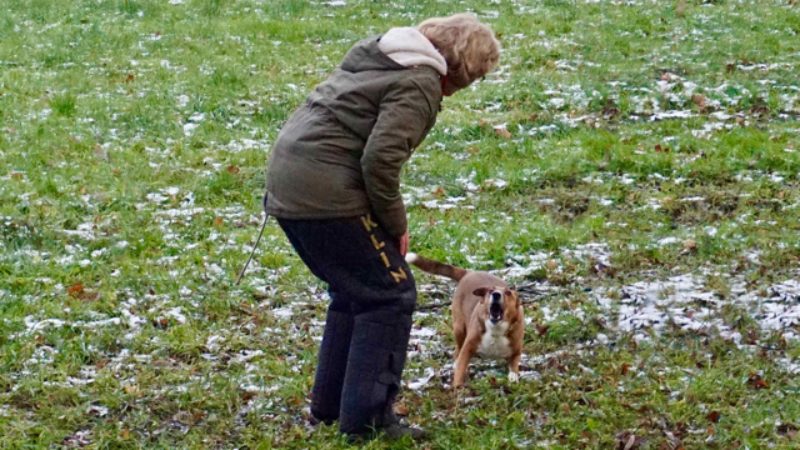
[405,252,468,282]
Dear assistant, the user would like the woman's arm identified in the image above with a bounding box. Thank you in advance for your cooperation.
[360,77,439,238]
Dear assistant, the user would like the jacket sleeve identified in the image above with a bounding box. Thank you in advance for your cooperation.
[361,77,438,237]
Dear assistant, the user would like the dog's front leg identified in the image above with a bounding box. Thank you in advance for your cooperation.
[506,352,521,383]
[452,338,479,388]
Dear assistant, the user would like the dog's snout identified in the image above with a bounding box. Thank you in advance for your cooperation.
[489,291,504,323]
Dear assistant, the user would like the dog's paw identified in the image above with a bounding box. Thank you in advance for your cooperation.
[508,371,520,383]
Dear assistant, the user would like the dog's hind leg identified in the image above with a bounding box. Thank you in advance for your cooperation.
[453,323,466,359]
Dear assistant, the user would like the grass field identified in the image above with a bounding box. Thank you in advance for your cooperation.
[2,0,800,448]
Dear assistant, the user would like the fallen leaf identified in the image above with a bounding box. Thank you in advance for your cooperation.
[226,165,240,174]
[747,372,768,389]
[494,127,512,139]
[535,323,549,336]
[706,410,721,423]
[691,94,707,109]
[393,402,409,417]
[213,216,224,227]
[67,283,85,297]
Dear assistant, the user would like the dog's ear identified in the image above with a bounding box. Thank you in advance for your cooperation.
[472,287,489,298]
[505,289,518,304]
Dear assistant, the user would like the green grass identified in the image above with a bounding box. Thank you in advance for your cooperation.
[2,0,800,448]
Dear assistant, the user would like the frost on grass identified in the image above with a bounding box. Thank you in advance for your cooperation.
[594,270,800,346]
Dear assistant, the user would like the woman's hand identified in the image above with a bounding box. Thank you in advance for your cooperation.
[398,230,409,256]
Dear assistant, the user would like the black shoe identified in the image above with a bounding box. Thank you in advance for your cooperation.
[345,423,427,444]
[381,422,427,441]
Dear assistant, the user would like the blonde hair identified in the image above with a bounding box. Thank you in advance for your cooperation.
[418,13,501,91]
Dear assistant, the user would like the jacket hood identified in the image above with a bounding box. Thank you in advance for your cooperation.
[340,30,447,75]
[340,37,405,73]
[377,27,447,75]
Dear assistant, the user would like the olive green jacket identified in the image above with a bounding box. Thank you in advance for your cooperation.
[265,36,443,237]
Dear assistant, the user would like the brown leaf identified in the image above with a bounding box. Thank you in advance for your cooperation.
[67,283,85,298]
[682,239,697,252]
[691,94,707,109]
[226,165,240,174]
[393,402,409,417]
[10,171,24,180]
[125,73,135,83]
[620,363,631,376]
[706,410,721,423]
[747,372,769,389]
[654,144,670,153]
[535,323,549,336]
[432,186,446,198]
[213,216,224,227]
[494,127,512,139]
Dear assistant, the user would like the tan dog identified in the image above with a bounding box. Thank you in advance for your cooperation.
[406,253,524,387]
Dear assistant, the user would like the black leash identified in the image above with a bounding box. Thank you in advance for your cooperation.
[235,193,270,286]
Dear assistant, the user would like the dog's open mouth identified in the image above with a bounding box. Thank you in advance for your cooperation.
[489,302,503,323]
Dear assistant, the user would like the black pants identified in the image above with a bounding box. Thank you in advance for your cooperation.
[276,214,416,435]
